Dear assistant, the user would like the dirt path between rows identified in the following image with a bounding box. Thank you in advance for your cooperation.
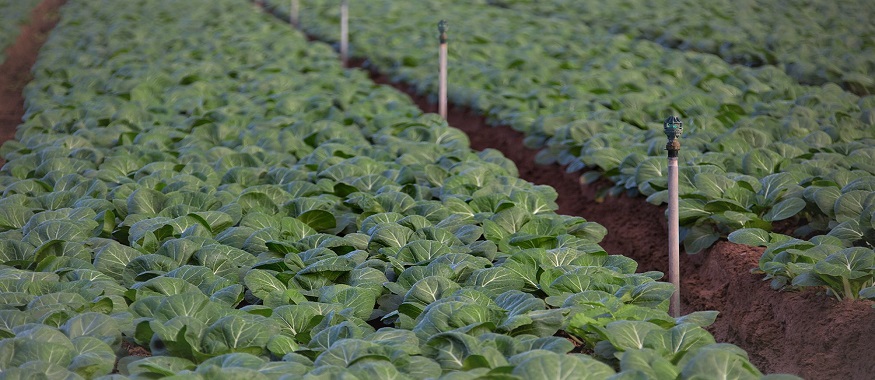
[347,57,875,379]
[0,0,66,155]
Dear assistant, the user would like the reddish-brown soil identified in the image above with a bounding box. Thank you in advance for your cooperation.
[350,58,875,379]
[113,341,151,374]
[0,0,66,162]
[121,340,151,357]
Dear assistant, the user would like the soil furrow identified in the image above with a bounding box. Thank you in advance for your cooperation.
[0,0,66,155]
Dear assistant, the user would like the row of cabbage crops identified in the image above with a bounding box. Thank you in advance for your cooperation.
[0,0,793,378]
[0,0,42,65]
[487,0,875,95]
[266,0,875,302]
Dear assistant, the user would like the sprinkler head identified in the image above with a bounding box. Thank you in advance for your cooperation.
[663,116,683,153]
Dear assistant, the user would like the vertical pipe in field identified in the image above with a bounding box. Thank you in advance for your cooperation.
[663,115,683,318]
[340,0,348,67]
[667,155,681,317]
[438,20,448,119]
[290,0,299,27]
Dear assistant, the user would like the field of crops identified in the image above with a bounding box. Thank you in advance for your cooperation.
[0,0,872,379]
[268,0,875,303]
[0,0,803,378]
[488,0,875,95]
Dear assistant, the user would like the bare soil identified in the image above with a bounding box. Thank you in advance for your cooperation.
[0,0,65,161]
[350,58,875,380]
[121,340,151,358]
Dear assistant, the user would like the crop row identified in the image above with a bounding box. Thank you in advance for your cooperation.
[0,0,42,64]
[489,0,875,95]
[0,0,785,378]
[268,0,875,302]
